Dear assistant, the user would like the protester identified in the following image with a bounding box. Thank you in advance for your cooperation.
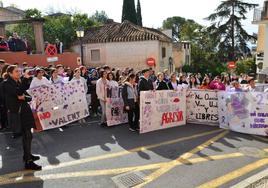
[96,70,108,126]
[246,78,258,92]
[178,75,188,85]
[122,73,139,132]
[89,69,99,117]
[229,81,243,92]
[4,65,42,170]
[155,72,169,90]
[209,76,226,91]
[107,72,119,88]
[30,68,50,89]
[199,77,211,90]
[138,69,154,94]
[168,73,179,90]
[50,68,62,84]
[0,73,8,130]
[189,75,199,89]
[72,68,88,94]
[72,68,88,123]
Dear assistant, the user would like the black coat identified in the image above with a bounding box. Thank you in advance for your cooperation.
[138,77,154,95]
[156,80,169,90]
[4,77,35,129]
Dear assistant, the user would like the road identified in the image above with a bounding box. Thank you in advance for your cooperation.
[0,119,268,188]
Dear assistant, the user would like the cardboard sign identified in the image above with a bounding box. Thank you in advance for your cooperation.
[187,90,219,125]
[140,90,187,134]
[106,86,128,126]
[218,91,268,136]
[28,80,89,131]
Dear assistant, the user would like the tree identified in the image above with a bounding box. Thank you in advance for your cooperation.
[91,11,109,24]
[136,0,143,26]
[235,58,256,75]
[206,0,258,61]
[25,8,42,19]
[121,0,137,24]
[8,9,97,51]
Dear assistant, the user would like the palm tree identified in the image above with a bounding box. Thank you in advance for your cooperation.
[207,0,258,61]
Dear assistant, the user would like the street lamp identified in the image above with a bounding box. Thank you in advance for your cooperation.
[76,27,85,65]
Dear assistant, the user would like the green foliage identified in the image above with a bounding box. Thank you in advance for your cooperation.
[206,0,258,61]
[163,16,227,76]
[121,0,137,24]
[7,9,98,51]
[90,11,109,24]
[136,0,143,26]
[24,8,42,19]
[235,58,256,75]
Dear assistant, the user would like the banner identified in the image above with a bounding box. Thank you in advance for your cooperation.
[140,89,186,134]
[186,90,219,125]
[28,80,89,131]
[106,86,128,126]
[218,91,268,136]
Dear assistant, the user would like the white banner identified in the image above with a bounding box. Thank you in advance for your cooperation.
[218,91,268,136]
[186,90,219,125]
[28,80,89,131]
[106,86,128,126]
[140,89,187,134]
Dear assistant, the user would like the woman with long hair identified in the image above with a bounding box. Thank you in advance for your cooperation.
[96,70,108,126]
[4,65,42,170]
[122,73,139,132]
[107,71,119,88]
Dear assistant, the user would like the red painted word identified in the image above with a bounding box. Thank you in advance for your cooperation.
[39,112,51,120]
[162,111,183,125]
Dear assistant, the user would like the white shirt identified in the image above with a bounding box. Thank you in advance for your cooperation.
[30,77,50,89]
[108,80,119,88]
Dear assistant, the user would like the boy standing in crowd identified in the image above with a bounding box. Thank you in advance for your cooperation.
[138,69,154,95]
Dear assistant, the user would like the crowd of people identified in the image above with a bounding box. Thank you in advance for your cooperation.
[0,60,267,171]
[0,32,63,54]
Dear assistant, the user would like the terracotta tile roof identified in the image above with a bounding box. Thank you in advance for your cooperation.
[80,20,172,44]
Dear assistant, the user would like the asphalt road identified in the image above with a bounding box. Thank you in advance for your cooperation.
[1,119,268,188]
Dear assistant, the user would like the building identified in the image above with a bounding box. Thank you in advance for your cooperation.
[0,4,25,22]
[72,20,174,72]
[173,41,191,72]
[253,0,268,75]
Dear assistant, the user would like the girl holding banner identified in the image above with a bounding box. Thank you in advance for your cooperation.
[122,73,139,132]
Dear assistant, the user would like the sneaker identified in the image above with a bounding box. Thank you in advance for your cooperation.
[129,128,136,132]
[23,155,40,162]
[25,161,42,171]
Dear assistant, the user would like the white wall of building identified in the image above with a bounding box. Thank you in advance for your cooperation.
[73,40,174,72]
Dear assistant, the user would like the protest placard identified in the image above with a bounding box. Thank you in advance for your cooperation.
[140,89,187,134]
[218,91,268,136]
[186,90,219,125]
[28,80,89,131]
[106,86,128,126]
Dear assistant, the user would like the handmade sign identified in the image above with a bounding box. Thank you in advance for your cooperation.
[186,90,219,125]
[106,86,128,126]
[218,91,268,136]
[28,80,89,131]
[140,89,186,134]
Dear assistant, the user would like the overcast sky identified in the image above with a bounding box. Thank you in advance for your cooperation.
[2,0,264,33]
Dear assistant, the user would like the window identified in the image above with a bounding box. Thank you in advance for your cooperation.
[162,47,166,59]
[185,54,190,65]
[91,49,100,61]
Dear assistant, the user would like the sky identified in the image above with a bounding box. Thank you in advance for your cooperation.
[1,0,264,33]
